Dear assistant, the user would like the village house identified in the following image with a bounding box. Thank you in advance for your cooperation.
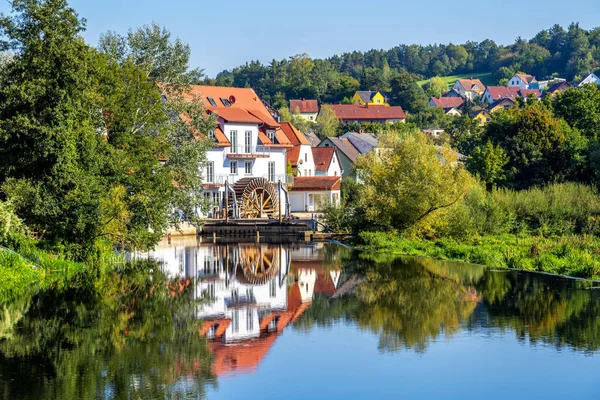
[508,73,538,89]
[328,104,406,124]
[543,81,572,98]
[470,109,491,126]
[351,90,391,106]
[280,122,315,177]
[318,136,361,179]
[175,86,293,218]
[289,99,319,121]
[312,147,342,177]
[577,72,600,86]
[429,96,465,115]
[481,86,541,104]
[303,130,321,147]
[451,79,486,100]
[289,176,341,212]
[488,98,515,113]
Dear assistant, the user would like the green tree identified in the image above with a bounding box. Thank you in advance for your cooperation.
[553,85,600,139]
[315,104,340,138]
[467,141,509,188]
[390,72,428,114]
[423,76,447,98]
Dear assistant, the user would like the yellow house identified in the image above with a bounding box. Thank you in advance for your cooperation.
[470,109,491,126]
[351,91,390,106]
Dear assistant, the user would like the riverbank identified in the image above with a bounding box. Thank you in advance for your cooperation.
[357,232,600,280]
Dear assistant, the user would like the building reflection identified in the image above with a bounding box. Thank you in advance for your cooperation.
[136,238,342,376]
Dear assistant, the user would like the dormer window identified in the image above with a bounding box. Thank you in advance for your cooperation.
[207,97,217,107]
[209,129,215,140]
[267,129,275,141]
[220,97,231,107]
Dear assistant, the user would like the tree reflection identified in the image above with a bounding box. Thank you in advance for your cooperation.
[0,261,215,399]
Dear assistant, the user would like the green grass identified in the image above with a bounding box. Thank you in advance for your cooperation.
[358,232,600,280]
[417,72,495,90]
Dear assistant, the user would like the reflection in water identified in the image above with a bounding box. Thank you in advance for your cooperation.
[1,240,599,399]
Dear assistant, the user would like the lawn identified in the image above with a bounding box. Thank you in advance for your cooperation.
[417,72,495,90]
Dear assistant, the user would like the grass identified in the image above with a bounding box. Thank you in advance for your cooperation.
[358,231,600,281]
[417,72,495,90]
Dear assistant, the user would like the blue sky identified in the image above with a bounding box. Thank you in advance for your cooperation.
[1,0,600,77]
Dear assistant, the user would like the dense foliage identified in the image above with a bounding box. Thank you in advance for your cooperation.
[203,23,600,106]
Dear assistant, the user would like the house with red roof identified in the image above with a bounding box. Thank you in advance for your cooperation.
[312,147,341,177]
[327,104,406,124]
[289,176,341,212]
[289,99,319,122]
[280,121,315,177]
[508,73,538,90]
[481,86,541,104]
[429,97,465,115]
[451,79,486,100]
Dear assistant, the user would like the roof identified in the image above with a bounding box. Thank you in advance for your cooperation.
[279,122,310,146]
[520,89,541,99]
[341,132,378,154]
[515,73,537,84]
[355,90,391,103]
[430,97,465,109]
[322,137,361,163]
[485,86,521,100]
[303,131,321,147]
[488,97,515,110]
[578,72,600,86]
[286,145,302,167]
[443,89,462,97]
[290,99,318,114]
[291,176,341,191]
[312,147,335,172]
[469,109,490,118]
[546,81,571,94]
[329,104,406,121]
[456,79,486,93]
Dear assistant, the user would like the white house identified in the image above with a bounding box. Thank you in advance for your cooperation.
[451,79,486,100]
[508,74,537,89]
[280,122,315,177]
[289,176,341,212]
[174,86,293,218]
[577,72,600,87]
[312,147,342,177]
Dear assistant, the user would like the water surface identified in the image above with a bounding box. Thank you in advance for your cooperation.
[1,239,599,399]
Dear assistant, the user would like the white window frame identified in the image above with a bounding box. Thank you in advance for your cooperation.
[268,162,275,182]
[244,130,252,153]
[244,160,252,176]
[230,161,238,175]
[230,130,237,152]
[206,161,214,183]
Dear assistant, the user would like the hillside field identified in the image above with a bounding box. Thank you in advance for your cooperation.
[417,72,495,90]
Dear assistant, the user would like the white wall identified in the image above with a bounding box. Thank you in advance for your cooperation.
[289,190,341,212]
[296,144,315,177]
[508,75,527,89]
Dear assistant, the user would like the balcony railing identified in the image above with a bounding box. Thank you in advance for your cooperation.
[225,145,272,158]
[204,174,294,186]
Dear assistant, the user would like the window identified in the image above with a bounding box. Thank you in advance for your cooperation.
[230,161,238,175]
[267,129,275,141]
[246,309,254,331]
[212,191,220,205]
[209,129,215,139]
[244,131,252,153]
[207,283,215,299]
[232,310,239,333]
[304,153,307,162]
[269,278,276,298]
[244,161,252,175]
[309,116,314,120]
[220,97,231,107]
[332,156,336,164]
[207,97,217,107]
[206,162,214,183]
[268,162,275,182]
[230,130,237,152]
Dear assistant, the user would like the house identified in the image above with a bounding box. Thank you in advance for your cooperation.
[470,109,491,126]
[280,122,315,177]
[576,72,600,87]
[508,73,537,89]
[451,79,486,100]
[488,98,515,113]
[429,97,465,115]
[481,86,541,104]
[328,104,406,124]
[289,99,319,122]
[341,131,378,155]
[543,81,571,98]
[318,136,361,179]
[443,89,462,98]
[289,176,341,212]
[312,147,342,177]
[174,85,293,218]
[351,91,391,106]
[303,130,321,147]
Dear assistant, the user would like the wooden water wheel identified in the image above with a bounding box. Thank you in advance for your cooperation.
[235,246,279,285]
[231,177,279,219]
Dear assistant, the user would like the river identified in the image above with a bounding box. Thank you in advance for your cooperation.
[1,238,599,399]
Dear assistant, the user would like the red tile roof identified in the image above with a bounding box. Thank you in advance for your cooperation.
[516,73,536,84]
[280,122,311,146]
[312,147,335,172]
[329,104,406,121]
[485,86,521,100]
[290,99,318,114]
[286,145,302,167]
[520,89,541,99]
[457,79,486,93]
[430,97,465,109]
[291,176,341,191]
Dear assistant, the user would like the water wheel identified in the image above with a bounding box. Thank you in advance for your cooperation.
[231,177,279,219]
[235,246,279,285]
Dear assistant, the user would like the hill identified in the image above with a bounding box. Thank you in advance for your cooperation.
[417,72,495,90]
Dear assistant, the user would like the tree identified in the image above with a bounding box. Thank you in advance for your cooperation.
[423,76,446,98]
[315,105,340,138]
[553,85,600,139]
[355,130,475,232]
[467,142,509,188]
[390,72,428,114]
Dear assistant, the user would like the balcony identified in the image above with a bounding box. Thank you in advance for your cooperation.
[204,174,294,186]
[225,145,272,158]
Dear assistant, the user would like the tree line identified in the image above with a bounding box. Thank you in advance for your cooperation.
[203,23,600,106]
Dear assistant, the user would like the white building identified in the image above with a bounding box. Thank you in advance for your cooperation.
[577,72,600,87]
[174,86,293,218]
[451,79,486,100]
[289,176,341,212]
[508,73,537,89]
[312,147,341,177]
[280,122,315,177]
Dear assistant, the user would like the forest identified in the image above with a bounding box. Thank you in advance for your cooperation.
[203,23,600,106]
